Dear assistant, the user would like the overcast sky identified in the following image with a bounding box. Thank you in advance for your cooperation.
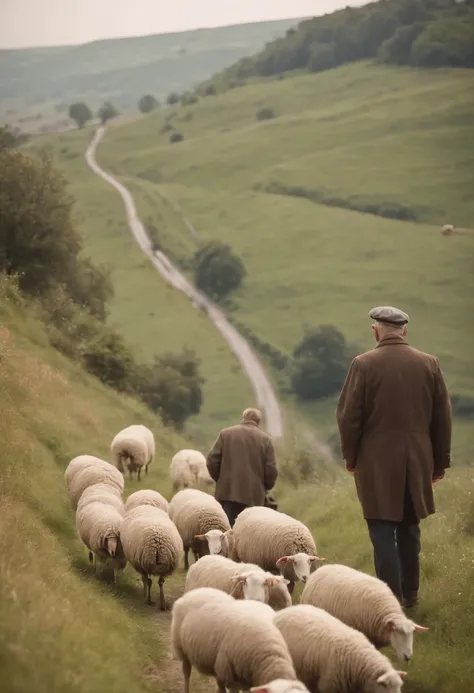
[1,1,368,49]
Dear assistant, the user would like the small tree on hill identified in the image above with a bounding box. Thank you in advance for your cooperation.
[138,94,159,113]
[192,241,246,301]
[98,102,119,125]
[290,325,356,401]
[166,92,180,106]
[68,102,93,128]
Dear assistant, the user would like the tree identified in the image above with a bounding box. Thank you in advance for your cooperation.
[68,102,93,128]
[134,349,204,430]
[0,124,29,150]
[192,241,246,301]
[98,102,119,125]
[290,325,355,401]
[166,92,180,106]
[308,42,337,72]
[378,23,425,64]
[138,94,159,114]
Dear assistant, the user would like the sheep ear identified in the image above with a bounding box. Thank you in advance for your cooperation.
[194,534,206,540]
[386,619,396,631]
[224,529,234,537]
[397,671,408,678]
[413,622,429,632]
[309,555,324,562]
[376,673,391,687]
[276,556,291,565]
[282,578,290,585]
[264,576,280,587]
[250,687,269,693]
[231,575,246,585]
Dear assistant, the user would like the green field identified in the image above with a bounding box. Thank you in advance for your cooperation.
[1,274,474,693]
[0,18,301,131]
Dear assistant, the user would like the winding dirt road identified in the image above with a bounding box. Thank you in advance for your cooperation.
[85,126,284,438]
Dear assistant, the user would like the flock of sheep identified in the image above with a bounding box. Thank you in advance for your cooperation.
[64,423,429,693]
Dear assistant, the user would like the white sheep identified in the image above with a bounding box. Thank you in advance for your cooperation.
[77,482,124,513]
[441,224,454,235]
[66,460,124,510]
[75,499,126,582]
[300,564,429,661]
[274,604,407,693]
[64,454,115,493]
[168,489,231,569]
[232,506,323,593]
[120,505,183,610]
[185,554,292,609]
[170,448,214,492]
[110,424,155,481]
[124,489,168,513]
[171,587,309,693]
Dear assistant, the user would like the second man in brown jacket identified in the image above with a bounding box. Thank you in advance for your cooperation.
[206,407,278,527]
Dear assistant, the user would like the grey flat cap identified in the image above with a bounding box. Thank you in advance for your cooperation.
[369,305,409,325]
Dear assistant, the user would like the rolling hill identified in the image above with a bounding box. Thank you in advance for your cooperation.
[0,18,302,131]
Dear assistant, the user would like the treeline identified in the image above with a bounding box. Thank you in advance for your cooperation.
[0,125,203,431]
[224,0,474,79]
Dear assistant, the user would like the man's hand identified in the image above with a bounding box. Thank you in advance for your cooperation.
[432,472,445,485]
[345,463,355,473]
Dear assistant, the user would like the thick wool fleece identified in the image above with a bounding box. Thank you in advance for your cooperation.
[68,463,124,510]
[124,489,168,513]
[170,449,213,492]
[168,489,230,550]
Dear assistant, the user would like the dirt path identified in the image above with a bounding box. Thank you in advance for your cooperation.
[85,126,284,438]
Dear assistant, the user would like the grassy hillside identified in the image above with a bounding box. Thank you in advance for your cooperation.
[93,61,474,431]
[0,18,301,130]
[1,275,474,693]
[33,128,254,448]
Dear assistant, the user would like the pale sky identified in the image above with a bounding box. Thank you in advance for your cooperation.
[0,1,367,49]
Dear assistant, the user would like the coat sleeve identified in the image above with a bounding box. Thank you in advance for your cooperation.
[206,433,223,482]
[336,357,365,468]
[430,359,452,474]
[263,438,278,491]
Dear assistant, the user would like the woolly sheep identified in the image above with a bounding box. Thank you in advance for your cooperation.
[110,424,155,481]
[274,604,407,693]
[300,564,429,661]
[77,482,124,513]
[170,448,214,492]
[64,454,116,493]
[67,460,124,510]
[168,489,230,569]
[120,505,183,610]
[441,224,454,235]
[75,499,126,582]
[185,554,292,609]
[232,506,323,593]
[124,489,168,513]
[171,587,309,693]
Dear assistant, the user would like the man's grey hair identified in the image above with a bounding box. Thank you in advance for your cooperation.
[242,407,262,424]
[373,320,406,335]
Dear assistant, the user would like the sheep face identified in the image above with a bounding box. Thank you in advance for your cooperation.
[194,529,232,556]
[387,618,428,661]
[230,571,271,602]
[366,671,406,693]
[276,553,323,583]
[250,679,309,693]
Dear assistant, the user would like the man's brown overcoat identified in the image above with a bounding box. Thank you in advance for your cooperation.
[336,334,452,522]
[206,420,277,506]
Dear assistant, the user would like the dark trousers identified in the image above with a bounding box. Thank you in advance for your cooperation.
[220,501,247,528]
[366,485,421,602]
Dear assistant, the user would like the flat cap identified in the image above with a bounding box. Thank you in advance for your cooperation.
[369,305,409,325]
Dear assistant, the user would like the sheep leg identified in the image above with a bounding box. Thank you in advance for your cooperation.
[215,680,227,693]
[142,575,153,605]
[145,464,149,476]
[184,547,190,570]
[158,576,167,611]
[137,467,141,482]
[88,551,94,564]
[182,659,191,693]
[287,580,295,595]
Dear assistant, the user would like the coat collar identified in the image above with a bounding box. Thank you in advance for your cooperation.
[375,334,409,349]
[240,419,259,428]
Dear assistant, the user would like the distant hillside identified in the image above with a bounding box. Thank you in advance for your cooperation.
[0,19,302,122]
[216,0,474,84]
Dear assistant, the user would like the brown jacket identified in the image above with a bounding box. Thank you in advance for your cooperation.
[336,334,452,522]
[206,420,278,506]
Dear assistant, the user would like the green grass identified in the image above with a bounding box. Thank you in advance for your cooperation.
[1,277,473,693]
[36,128,254,448]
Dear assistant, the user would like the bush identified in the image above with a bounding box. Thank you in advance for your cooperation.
[192,241,246,301]
[205,84,216,96]
[308,42,337,72]
[291,325,356,401]
[0,124,29,149]
[181,92,198,106]
[170,132,184,143]
[68,102,92,128]
[98,102,119,125]
[166,92,180,106]
[451,394,474,419]
[378,23,426,65]
[138,94,159,113]
[256,108,276,121]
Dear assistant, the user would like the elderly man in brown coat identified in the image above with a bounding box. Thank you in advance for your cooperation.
[206,407,278,527]
[336,306,452,608]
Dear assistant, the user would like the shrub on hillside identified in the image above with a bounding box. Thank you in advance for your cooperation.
[308,42,337,73]
[138,94,159,113]
[204,84,217,96]
[192,241,246,301]
[98,102,119,125]
[291,325,355,401]
[181,92,198,106]
[68,102,93,128]
[166,92,181,105]
[256,108,276,121]
[170,132,184,143]
[451,394,474,419]
[0,124,29,149]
